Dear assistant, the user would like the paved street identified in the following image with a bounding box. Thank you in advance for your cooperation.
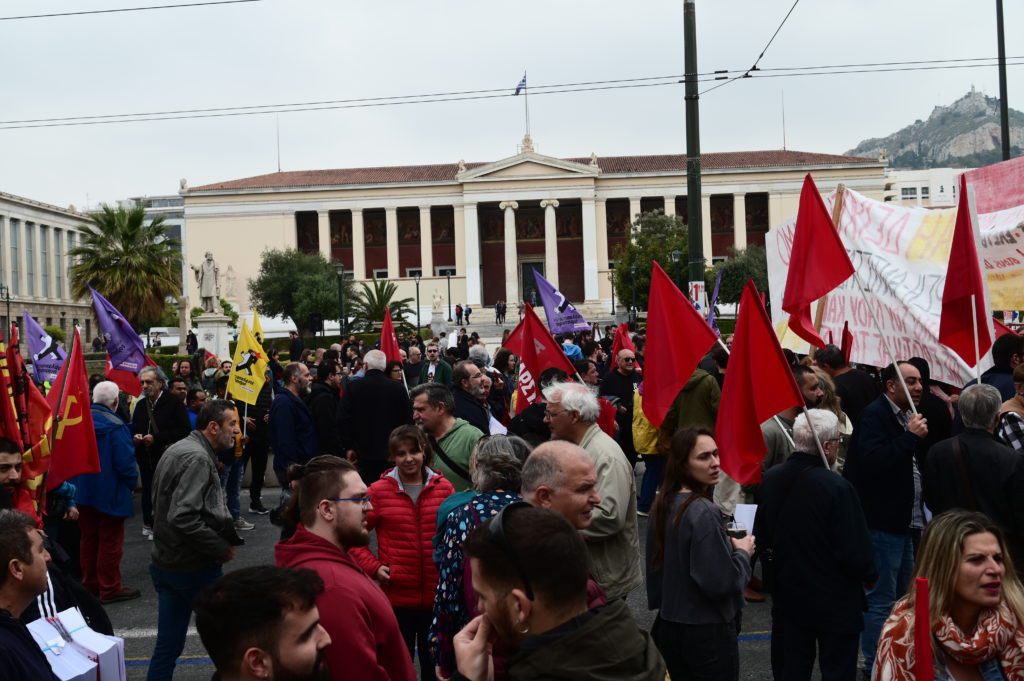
[108,482,779,680]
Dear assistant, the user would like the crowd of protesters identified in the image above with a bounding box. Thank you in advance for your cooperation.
[3,318,1024,681]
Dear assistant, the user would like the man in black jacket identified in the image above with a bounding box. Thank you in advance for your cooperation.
[452,360,490,435]
[756,409,876,681]
[923,383,1024,566]
[842,361,928,677]
[131,365,192,535]
[338,349,413,484]
[306,361,343,457]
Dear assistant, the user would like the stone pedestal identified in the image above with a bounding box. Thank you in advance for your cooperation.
[430,312,449,337]
[195,313,232,360]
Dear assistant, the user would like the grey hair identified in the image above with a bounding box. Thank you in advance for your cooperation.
[471,435,531,492]
[468,345,490,369]
[542,381,600,424]
[960,383,1003,430]
[139,365,168,385]
[793,409,839,453]
[521,441,588,495]
[364,349,386,371]
[92,381,120,408]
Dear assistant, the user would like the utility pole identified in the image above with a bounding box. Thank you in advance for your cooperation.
[996,0,1011,161]
[684,0,706,306]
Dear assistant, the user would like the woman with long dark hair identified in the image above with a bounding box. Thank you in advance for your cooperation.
[645,428,755,681]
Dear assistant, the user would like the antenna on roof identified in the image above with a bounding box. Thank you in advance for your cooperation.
[276,114,281,173]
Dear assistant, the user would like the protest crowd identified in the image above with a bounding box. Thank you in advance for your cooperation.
[5,169,1024,681]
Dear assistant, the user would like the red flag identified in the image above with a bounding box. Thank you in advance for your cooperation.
[994,318,1019,339]
[45,329,100,490]
[939,174,993,366]
[643,261,718,428]
[841,321,854,365]
[782,174,855,348]
[502,304,578,415]
[106,353,158,395]
[610,323,636,361]
[828,330,834,346]
[0,336,24,448]
[716,281,803,485]
[380,308,402,364]
[914,578,935,681]
[6,324,54,509]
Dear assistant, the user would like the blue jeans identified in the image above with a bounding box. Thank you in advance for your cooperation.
[219,458,244,520]
[148,563,222,681]
[638,455,666,513]
[861,529,914,673]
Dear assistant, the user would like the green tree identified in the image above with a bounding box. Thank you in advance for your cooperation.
[248,249,352,335]
[42,324,66,344]
[611,211,690,310]
[347,279,416,333]
[68,202,182,329]
[705,245,769,305]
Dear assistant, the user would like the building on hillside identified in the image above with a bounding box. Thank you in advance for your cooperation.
[0,192,97,341]
[883,167,968,208]
[181,138,886,320]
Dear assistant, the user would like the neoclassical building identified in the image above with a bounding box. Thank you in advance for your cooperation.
[182,139,886,318]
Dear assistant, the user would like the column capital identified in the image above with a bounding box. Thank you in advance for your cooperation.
[499,201,519,211]
[539,199,559,209]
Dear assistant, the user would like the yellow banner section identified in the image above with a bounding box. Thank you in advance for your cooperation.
[227,321,268,406]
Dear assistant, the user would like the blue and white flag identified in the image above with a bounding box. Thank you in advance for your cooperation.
[514,73,527,96]
[23,311,66,384]
[532,270,590,334]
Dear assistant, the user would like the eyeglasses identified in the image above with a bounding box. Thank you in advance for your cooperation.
[621,357,636,363]
[544,409,566,419]
[327,496,372,508]
[487,501,535,601]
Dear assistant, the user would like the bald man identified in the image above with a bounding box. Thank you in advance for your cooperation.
[521,441,601,531]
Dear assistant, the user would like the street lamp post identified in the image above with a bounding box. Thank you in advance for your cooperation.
[609,271,616,317]
[414,273,421,335]
[333,262,346,336]
[629,265,637,325]
[670,249,683,290]
[446,272,452,322]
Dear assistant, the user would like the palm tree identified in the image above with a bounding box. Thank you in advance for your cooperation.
[348,279,415,332]
[68,202,182,328]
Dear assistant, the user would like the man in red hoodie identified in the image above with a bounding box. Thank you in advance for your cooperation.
[275,455,415,681]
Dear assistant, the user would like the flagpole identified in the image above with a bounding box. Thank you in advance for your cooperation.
[716,337,798,451]
[243,402,248,440]
[972,294,981,384]
[800,405,832,471]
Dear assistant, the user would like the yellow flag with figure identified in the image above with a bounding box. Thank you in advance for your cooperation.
[252,309,265,346]
[228,321,268,405]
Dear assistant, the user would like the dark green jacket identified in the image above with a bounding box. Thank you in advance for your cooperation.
[419,359,453,386]
[660,368,721,437]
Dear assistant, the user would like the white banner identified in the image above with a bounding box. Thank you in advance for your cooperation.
[766,186,1024,388]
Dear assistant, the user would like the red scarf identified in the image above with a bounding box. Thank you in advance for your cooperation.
[875,597,1024,680]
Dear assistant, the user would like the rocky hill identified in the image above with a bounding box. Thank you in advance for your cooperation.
[846,87,1024,169]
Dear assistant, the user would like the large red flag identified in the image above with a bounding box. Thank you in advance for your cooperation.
[106,352,158,395]
[6,324,54,509]
[643,261,718,428]
[782,174,855,348]
[46,329,100,490]
[380,308,403,364]
[502,304,578,415]
[716,281,804,485]
[939,174,993,366]
[610,323,636,361]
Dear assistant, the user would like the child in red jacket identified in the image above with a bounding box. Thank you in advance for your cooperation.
[351,425,455,681]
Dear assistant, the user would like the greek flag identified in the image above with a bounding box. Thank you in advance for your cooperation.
[514,73,527,96]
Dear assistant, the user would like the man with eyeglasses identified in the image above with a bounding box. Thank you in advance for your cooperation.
[419,342,453,387]
[276,455,415,681]
[599,349,643,467]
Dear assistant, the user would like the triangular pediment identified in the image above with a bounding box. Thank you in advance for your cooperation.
[458,151,599,182]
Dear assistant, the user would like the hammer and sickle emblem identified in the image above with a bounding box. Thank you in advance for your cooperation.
[56,395,83,440]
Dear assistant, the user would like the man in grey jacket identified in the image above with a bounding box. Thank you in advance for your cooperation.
[148,399,243,681]
[543,381,642,600]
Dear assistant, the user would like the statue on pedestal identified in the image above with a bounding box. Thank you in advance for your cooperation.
[191,251,220,314]
[432,289,444,314]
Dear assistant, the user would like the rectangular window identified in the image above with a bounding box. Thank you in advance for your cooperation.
[85,319,91,341]
[9,220,20,295]
[435,266,456,276]
[921,186,930,199]
[45,317,52,326]
[372,268,389,280]
[25,223,35,296]
[406,268,423,278]
[40,226,49,298]
[54,230,63,299]
[901,187,918,198]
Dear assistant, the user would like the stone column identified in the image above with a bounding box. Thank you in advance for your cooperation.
[0,215,6,286]
[351,209,366,279]
[385,207,399,279]
[540,199,559,287]
[419,206,433,276]
[628,197,641,240]
[700,196,713,266]
[768,192,786,232]
[732,193,747,251]
[463,204,481,306]
[663,196,676,217]
[317,211,331,261]
[500,201,519,308]
[41,226,53,299]
[595,200,609,270]
[581,198,599,301]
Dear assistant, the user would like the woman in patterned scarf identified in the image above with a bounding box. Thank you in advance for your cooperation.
[874,510,1024,681]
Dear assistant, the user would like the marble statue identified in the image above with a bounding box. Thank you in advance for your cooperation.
[432,289,444,314]
[191,251,220,313]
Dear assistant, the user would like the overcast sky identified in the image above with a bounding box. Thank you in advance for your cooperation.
[0,0,1021,208]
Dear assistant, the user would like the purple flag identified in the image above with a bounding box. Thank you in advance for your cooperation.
[23,311,66,384]
[706,269,723,336]
[89,285,146,374]
[532,270,590,334]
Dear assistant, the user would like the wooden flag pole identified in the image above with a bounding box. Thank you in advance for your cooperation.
[812,184,847,343]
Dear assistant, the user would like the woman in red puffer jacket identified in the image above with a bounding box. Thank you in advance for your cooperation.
[351,425,455,681]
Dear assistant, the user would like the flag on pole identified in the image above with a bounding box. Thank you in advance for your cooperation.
[939,174,993,367]
[706,269,723,335]
[995,318,1019,339]
[643,261,718,428]
[45,328,100,490]
[105,353,157,396]
[252,309,265,346]
[380,308,403,364]
[532,270,590,334]
[89,285,146,375]
[502,304,577,415]
[610,323,636,362]
[0,332,35,519]
[716,281,804,485]
[227,321,268,406]
[840,320,854,365]
[782,174,855,348]
[6,324,54,511]
[514,73,527,96]
[22,312,66,384]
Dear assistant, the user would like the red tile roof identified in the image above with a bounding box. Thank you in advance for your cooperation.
[189,150,878,192]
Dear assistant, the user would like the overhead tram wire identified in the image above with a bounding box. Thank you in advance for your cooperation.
[1,58,1021,130]
[0,0,262,21]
